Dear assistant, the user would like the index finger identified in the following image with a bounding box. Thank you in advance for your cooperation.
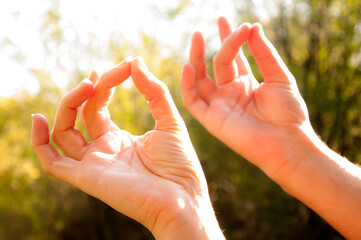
[51,79,93,160]
[213,22,252,85]
[81,59,132,140]
[218,17,252,76]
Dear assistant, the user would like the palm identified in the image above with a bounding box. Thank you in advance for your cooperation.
[206,77,306,161]
[181,20,310,178]
[78,124,196,227]
[210,79,306,127]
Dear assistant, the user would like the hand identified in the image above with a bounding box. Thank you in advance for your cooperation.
[181,18,361,239]
[180,17,310,181]
[32,58,224,239]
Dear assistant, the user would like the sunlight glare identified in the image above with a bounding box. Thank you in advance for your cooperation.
[1,0,238,97]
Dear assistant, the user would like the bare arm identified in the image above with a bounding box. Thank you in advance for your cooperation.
[180,17,361,239]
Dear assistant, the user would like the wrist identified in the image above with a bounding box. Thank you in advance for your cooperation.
[276,123,332,193]
[275,123,361,239]
[151,193,225,240]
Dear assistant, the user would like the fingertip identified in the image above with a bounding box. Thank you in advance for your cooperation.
[131,56,161,100]
[181,64,195,85]
[62,79,93,108]
[252,22,263,30]
[180,64,198,106]
[31,113,50,147]
[218,16,227,27]
[123,56,133,63]
[116,57,132,71]
[31,113,48,129]
[192,31,204,43]
[182,63,194,70]
[251,23,263,37]
[131,56,149,78]
[244,22,252,29]
[183,63,196,77]
[80,78,93,86]
[237,22,252,34]
[132,56,146,67]
[88,70,99,84]
[78,78,94,97]
[190,32,205,59]
[134,55,146,65]
[218,16,233,29]
[32,113,45,121]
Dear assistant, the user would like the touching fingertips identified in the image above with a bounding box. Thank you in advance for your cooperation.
[123,56,133,63]
[131,56,148,74]
[242,22,252,29]
[76,78,94,94]
[137,56,148,71]
[251,23,263,37]
[88,70,99,84]
[236,22,252,36]
[79,78,93,86]
[63,79,93,106]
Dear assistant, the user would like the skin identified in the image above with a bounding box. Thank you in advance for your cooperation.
[31,15,361,239]
[31,57,225,240]
[180,19,308,181]
[181,17,361,239]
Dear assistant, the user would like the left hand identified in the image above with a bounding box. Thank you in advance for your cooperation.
[31,58,223,239]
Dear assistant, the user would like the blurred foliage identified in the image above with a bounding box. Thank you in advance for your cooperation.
[0,0,360,239]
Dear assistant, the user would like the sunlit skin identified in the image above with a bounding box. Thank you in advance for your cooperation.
[181,18,309,181]
[31,58,225,240]
[31,14,361,239]
[181,17,361,239]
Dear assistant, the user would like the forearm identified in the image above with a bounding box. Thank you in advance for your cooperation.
[279,127,361,239]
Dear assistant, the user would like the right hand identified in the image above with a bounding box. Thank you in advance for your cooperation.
[180,17,312,182]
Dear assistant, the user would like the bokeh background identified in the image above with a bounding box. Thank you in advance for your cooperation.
[0,0,360,239]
